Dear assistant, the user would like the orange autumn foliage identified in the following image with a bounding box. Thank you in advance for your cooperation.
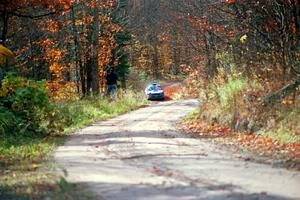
[46,81,78,101]
[26,0,124,100]
[164,84,182,100]
[224,0,236,5]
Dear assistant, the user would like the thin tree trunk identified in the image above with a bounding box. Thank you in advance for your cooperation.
[71,6,81,93]
[204,33,211,79]
[80,60,86,96]
[1,3,8,44]
[172,29,179,75]
[86,58,92,96]
[153,43,159,78]
[183,31,191,66]
[91,8,100,96]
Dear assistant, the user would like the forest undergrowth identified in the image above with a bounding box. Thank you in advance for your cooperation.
[0,74,147,199]
[179,68,300,170]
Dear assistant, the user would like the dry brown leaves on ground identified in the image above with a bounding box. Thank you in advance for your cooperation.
[164,84,183,100]
[182,119,300,169]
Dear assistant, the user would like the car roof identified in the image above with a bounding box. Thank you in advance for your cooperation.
[149,83,161,86]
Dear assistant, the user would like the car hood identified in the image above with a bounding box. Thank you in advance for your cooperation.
[146,90,164,94]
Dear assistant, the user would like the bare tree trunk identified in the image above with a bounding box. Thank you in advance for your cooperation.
[153,43,159,78]
[71,6,81,93]
[204,33,211,79]
[183,31,191,66]
[91,8,100,96]
[1,3,8,44]
[172,29,180,75]
[86,58,92,96]
[294,1,300,43]
[28,31,37,80]
[80,60,86,96]
[263,79,300,106]
[151,34,159,79]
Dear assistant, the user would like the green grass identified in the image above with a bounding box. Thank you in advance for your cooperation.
[0,135,71,199]
[183,110,200,122]
[0,135,65,165]
[0,90,147,199]
[59,90,147,132]
[260,125,300,144]
[259,109,300,144]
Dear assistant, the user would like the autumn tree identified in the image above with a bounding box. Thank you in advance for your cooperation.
[1,0,133,99]
[0,0,71,43]
[225,0,300,77]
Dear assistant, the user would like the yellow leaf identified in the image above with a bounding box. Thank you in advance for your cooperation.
[0,44,14,57]
[240,34,247,43]
[0,44,14,64]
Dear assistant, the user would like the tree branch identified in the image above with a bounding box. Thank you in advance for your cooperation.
[10,11,57,19]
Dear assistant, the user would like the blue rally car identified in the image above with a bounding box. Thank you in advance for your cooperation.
[145,83,165,100]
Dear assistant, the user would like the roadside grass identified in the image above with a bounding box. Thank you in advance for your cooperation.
[183,108,300,144]
[0,91,147,199]
[259,108,300,144]
[58,90,147,132]
[183,110,200,121]
[260,126,300,144]
[182,103,300,169]
[180,68,300,147]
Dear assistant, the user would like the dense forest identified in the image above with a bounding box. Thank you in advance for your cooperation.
[0,0,299,198]
[1,0,300,90]
[1,0,298,132]
[128,0,300,140]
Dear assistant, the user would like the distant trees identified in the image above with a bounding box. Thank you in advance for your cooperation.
[0,0,66,43]
[127,0,300,82]
[126,0,165,78]
[1,0,299,99]
[0,0,132,98]
[126,0,230,78]
[227,0,300,77]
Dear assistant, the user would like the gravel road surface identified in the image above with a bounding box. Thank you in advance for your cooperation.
[55,99,300,200]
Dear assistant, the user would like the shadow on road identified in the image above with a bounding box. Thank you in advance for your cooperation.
[76,181,296,200]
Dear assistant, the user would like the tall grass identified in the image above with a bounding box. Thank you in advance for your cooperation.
[218,77,248,110]
[55,90,147,132]
[1,90,146,164]
[259,101,300,143]
[0,90,147,199]
[185,67,300,143]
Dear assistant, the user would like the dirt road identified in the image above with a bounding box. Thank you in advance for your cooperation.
[54,99,300,200]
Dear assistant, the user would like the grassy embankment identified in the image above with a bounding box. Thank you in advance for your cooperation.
[0,91,147,199]
[178,71,300,168]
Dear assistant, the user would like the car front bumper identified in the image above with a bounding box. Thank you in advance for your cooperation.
[147,93,165,100]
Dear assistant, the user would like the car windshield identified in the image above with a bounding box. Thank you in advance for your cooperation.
[148,85,162,91]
